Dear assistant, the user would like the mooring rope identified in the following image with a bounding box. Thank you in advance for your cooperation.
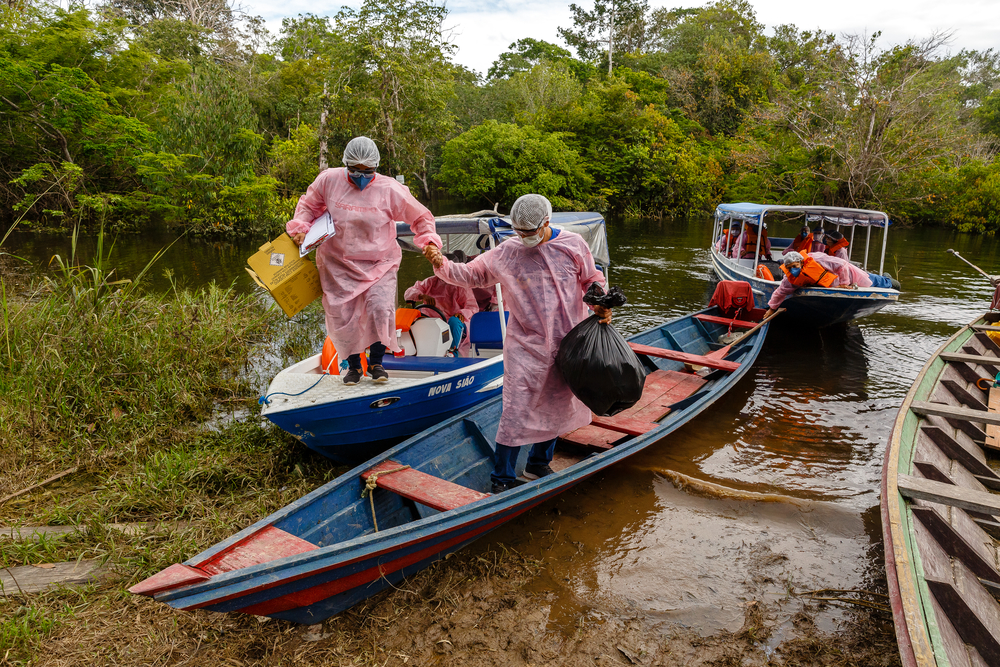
[258,373,328,406]
[361,465,411,532]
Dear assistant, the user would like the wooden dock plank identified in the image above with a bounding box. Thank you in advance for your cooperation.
[361,460,490,510]
[627,343,740,372]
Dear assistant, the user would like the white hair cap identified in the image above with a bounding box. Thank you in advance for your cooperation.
[783,251,804,265]
[509,194,552,230]
[342,136,381,168]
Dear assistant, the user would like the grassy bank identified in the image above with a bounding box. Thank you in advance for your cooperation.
[0,250,343,662]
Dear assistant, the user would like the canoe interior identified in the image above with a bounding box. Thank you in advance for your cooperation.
[885,311,1000,667]
[133,305,768,623]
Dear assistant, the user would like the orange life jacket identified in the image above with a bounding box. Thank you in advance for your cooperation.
[825,237,849,255]
[395,308,422,332]
[780,253,837,288]
[743,227,768,257]
[789,234,812,253]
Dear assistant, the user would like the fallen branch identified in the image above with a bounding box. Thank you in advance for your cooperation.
[0,466,79,505]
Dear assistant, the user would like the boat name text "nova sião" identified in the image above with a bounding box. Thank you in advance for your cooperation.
[428,376,475,396]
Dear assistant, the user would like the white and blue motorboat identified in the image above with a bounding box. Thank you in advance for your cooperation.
[260,211,610,464]
[710,203,900,327]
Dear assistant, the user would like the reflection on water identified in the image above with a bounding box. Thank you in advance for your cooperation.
[5,216,1000,639]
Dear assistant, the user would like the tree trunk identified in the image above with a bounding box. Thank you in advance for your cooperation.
[318,81,329,171]
[608,0,614,75]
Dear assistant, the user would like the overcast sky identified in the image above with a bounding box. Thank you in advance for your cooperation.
[248,0,1000,76]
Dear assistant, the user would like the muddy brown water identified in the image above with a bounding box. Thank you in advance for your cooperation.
[6,216,1000,643]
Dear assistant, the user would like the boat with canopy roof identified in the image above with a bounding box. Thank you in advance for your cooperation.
[710,203,899,327]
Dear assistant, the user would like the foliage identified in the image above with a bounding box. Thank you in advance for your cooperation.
[437,120,593,210]
[941,161,1000,234]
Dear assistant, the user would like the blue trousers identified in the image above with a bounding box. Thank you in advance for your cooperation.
[492,438,556,485]
[868,273,892,289]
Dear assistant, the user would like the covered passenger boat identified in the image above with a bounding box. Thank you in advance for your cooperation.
[260,211,610,464]
[710,203,899,327]
[883,312,1000,666]
[132,292,770,624]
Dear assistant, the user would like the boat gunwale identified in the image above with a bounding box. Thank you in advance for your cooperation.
[155,308,768,606]
[883,318,981,667]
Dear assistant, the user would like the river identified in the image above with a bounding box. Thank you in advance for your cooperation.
[5,216,1000,643]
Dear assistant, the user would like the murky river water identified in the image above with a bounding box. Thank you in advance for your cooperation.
[6,216,1000,640]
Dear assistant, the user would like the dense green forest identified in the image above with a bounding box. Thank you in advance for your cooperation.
[3,0,1000,236]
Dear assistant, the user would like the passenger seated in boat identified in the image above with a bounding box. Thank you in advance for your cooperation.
[783,225,813,255]
[734,221,771,260]
[424,194,611,494]
[763,251,896,317]
[715,222,741,255]
[810,226,827,253]
[822,230,849,259]
[403,250,479,356]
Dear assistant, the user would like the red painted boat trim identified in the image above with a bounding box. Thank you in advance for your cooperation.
[129,563,210,596]
[195,525,318,576]
[361,460,491,512]
[692,313,757,329]
[881,422,918,667]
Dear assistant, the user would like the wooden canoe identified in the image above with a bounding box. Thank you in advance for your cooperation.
[131,304,770,624]
[883,311,1000,666]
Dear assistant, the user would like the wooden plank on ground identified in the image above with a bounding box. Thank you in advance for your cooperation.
[898,474,1000,516]
[1,559,108,596]
[988,386,1000,452]
[627,343,740,372]
[360,460,490,511]
[912,401,1000,427]
[692,314,757,329]
[0,521,189,541]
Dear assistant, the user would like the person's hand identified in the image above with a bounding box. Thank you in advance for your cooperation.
[423,244,444,268]
[763,308,774,319]
[291,232,305,247]
[593,305,612,324]
[419,295,436,307]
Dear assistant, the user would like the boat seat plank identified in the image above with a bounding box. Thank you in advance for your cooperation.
[964,346,1000,376]
[912,460,997,522]
[627,342,740,372]
[942,352,1000,367]
[921,426,998,479]
[560,371,707,449]
[590,415,657,436]
[974,325,1000,333]
[691,314,757,329]
[898,474,1000,516]
[943,379,989,412]
[912,402,1000,427]
[361,460,490,511]
[197,526,318,576]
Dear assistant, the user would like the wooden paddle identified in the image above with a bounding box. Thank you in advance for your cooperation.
[685,308,784,372]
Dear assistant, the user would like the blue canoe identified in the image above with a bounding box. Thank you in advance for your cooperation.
[711,203,899,327]
[260,211,610,463]
[131,302,769,623]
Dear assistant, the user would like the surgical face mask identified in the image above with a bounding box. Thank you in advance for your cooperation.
[789,267,802,277]
[519,231,543,248]
[348,172,375,191]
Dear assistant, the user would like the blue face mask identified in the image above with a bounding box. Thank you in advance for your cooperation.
[789,267,802,277]
[348,172,375,191]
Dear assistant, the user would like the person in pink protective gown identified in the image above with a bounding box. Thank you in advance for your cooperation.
[763,250,896,316]
[403,251,479,355]
[424,194,612,494]
[287,136,442,385]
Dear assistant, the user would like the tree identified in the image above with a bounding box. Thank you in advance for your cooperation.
[437,120,592,210]
[488,38,577,80]
[559,0,650,73]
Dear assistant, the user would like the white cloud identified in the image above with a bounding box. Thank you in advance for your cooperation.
[248,0,1000,75]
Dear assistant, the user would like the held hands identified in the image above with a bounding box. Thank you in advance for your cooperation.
[423,244,444,268]
[593,305,613,325]
[291,232,306,247]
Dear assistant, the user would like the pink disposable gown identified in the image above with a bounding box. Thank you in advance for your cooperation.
[403,276,478,354]
[286,168,442,357]
[434,231,606,447]
[768,253,874,309]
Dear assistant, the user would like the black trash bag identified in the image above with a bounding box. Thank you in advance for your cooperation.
[583,282,627,308]
[557,315,647,417]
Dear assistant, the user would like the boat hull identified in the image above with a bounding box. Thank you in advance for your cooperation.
[711,249,897,327]
[264,361,504,463]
